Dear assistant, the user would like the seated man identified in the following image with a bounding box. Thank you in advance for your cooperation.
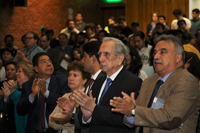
[17,52,70,133]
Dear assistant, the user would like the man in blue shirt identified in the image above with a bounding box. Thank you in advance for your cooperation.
[13,31,44,63]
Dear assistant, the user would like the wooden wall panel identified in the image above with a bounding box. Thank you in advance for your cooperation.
[126,0,189,35]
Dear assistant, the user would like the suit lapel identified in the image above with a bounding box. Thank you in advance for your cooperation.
[91,76,106,104]
[100,68,126,105]
[48,75,57,93]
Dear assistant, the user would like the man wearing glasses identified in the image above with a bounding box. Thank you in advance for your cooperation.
[73,37,142,133]
[13,31,44,63]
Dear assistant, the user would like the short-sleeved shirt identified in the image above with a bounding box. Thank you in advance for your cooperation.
[171,17,191,29]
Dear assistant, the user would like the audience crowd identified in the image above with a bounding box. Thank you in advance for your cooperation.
[0,8,200,133]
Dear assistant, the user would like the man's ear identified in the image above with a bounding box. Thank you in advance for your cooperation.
[184,62,190,69]
[92,55,97,63]
[117,55,124,65]
[34,66,38,73]
[176,53,182,63]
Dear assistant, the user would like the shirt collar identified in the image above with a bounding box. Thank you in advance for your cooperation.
[24,45,37,51]
[91,69,102,80]
[38,76,51,84]
[158,70,175,82]
[107,66,123,81]
[45,46,50,52]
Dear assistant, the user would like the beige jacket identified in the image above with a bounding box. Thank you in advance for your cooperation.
[124,68,200,133]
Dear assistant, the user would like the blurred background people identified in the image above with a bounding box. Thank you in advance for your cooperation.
[125,45,147,81]
[146,12,159,37]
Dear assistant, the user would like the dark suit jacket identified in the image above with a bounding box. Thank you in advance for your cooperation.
[79,67,142,133]
[47,48,59,73]
[17,75,70,133]
[75,71,106,133]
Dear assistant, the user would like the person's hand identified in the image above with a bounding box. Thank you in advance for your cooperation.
[73,90,96,112]
[38,79,47,95]
[50,111,72,124]
[110,92,136,116]
[16,49,26,60]
[59,52,65,60]
[148,30,152,36]
[81,107,93,122]
[57,96,74,113]
[2,82,11,102]
[30,78,39,97]
[7,80,17,93]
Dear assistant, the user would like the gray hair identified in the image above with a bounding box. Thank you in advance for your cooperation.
[102,37,129,65]
[155,34,185,63]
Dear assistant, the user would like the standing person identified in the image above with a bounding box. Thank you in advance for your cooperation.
[128,21,140,39]
[73,37,142,133]
[49,41,106,133]
[75,13,86,32]
[39,34,59,73]
[17,52,71,133]
[118,16,133,37]
[125,45,147,81]
[171,8,191,30]
[1,48,14,66]
[0,57,6,82]
[110,35,200,133]
[49,61,90,133]
[13,31,44,63]
[0,61,36,133]
[55,33,72,77]
[45,29,60,48]
[190,8,200,38]
[134,31,152,66]
[60,20,80,39]
[146,12,159,37]
[0,34,18,57]
[104,17,115,34]
[158,15,170,30]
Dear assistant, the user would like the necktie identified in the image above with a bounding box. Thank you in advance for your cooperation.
[87,78,94,95]
[37,92,45,132]
[147,80,164,108]
[99,78,112,103]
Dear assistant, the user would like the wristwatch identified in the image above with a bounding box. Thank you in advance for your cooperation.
[131,105,136,115]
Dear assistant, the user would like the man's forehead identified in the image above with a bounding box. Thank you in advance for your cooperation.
[39,55,49,60]
[26,33,34,37]
[155,40,174,50]
[100,40,115,48]
[40,36,47,41]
